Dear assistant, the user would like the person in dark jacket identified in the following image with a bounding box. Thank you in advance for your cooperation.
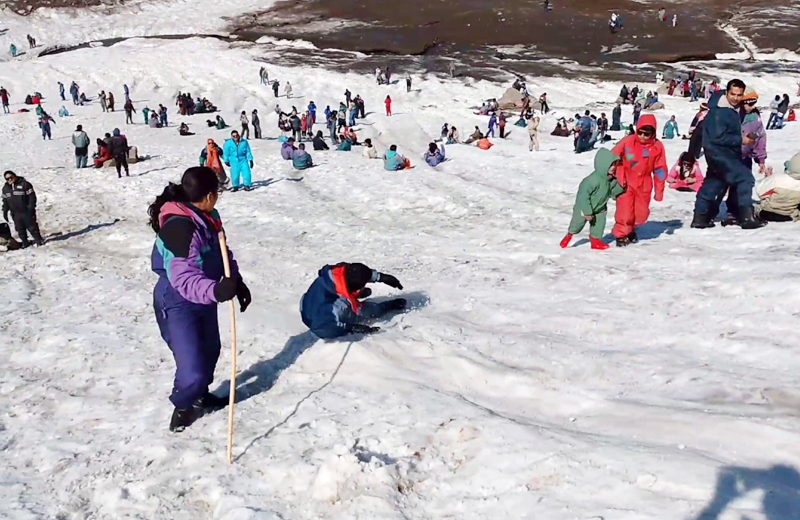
[124,99,136,124]
[290,114,302,142]
[692,79,765,229]
[312,130,329,151]
[149,167,251,432]
[109,128,130,178]
[2,171,44,247]
[251,109,262,139]
[300,262,406,339]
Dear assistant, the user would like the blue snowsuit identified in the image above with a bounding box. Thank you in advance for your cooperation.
[308,102,317,122]
[300,265,391,339]
[695,92,754,218]
[223,138,254,188]
[488,114,497,137]
[151,202,239,409]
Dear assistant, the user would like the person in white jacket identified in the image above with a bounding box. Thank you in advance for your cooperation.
[527,116,540,151]
[362,138,378,159]
[755,152,800,222]
[284,81,293,98]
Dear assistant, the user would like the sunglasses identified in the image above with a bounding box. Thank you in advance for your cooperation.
[637,129,655,137]
[4,176,13,181]
[743,100,758,106]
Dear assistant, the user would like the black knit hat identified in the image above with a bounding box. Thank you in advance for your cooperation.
[345,263,372,292]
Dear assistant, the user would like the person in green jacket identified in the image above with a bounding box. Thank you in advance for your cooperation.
[337,134,352,151]
[143,106,151,125]
[560,148,624,250]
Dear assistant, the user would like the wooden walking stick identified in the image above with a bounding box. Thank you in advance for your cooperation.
[218,231,237,465]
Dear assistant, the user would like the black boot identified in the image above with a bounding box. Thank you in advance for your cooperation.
[199,392,228,412]
[615,236,631,247]
[169,406,201,433]
[628,232,639,244]
[739,207,767,229]
[387,298,407,312]
[690,212,715,229]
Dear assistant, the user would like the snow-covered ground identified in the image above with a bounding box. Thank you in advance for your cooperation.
[1,31,800,520]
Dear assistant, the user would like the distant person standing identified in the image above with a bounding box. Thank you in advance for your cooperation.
[251,109,261,139]
[672,14,677,27]
[109,128,130,178]
[272,80,280,98]
[239,111,250,139]
[58,82,65,101]
[222,130,254,192]
[658,7,666,21]
[72,124,90,168]
[124,98,136,124]
[284,81,293,98]
[0,86,9,114]
[449,62,456,78]
[406,74,412,93]
[385,95,392,116]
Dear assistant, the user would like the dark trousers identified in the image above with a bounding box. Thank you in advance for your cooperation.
[241,123,249,139]
[12,211,43,246]
[695,162,755,218]
[115,155,129,177]
[125,111,133,124]
[253,123,262,139]
[154,301,221,409]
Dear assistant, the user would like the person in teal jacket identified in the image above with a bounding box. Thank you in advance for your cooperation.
[662,115,679,139]
[292,143,313,170]
[222,130,253,192]
[383,144,408,171]
[560,148,624,250]
[337,135,352,151]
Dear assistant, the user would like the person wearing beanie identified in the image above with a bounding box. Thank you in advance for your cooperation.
[424,141,446,167]
[754,152,800,222]
[109,128,130,178]
[300,262,406,338]
[2,170,44,247]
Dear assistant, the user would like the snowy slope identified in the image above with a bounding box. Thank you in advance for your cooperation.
[1,36,800,520]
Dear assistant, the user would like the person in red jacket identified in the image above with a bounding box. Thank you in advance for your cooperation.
[611,113,668,246]
[385,95,392,116]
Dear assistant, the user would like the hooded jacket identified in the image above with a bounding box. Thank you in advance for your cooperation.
[741,111,767,164]
[424,145,446,167]
[755,153,800,219]
[300,264,379,339]
[573,148,625,216]
[281,141,295,160]
[292,149,313,170]
[383,150,406,171]
[2,176,36,217]
[312,133,329,151]
[611,114,667,200]
[151,202,239,307]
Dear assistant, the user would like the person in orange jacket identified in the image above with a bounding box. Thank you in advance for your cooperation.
[611,113,668,246]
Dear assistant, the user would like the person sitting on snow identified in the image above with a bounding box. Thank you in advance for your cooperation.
[560,148,624,250]
[424,142,446,167]
[337,135,352,151]
[464,126,483,145]
[215,115,227,130]
[447,126,460,144]
[667,152,704,192]
[362,138,378,159]
[281,137,296,160]
[754,152,800,221]
[292,143,313,170]
[383,145,409,170]
[299,262,406,338]
[312,131,329,151]
[179,123,194,136]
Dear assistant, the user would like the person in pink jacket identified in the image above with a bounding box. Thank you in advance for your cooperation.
[667,152,704,192]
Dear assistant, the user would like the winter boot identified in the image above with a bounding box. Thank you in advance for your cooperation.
[739,207,767,229]
[628,232,638,243]
[559,234,573,249]
[590,237,610,250]
[169,406,201,433]
[199,392,228,412]
[690,212,715,229]
[615,236,631,247]
[387,298,407,312]
[231,186,240,193]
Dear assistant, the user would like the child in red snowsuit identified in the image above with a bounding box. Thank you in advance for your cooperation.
[385,96,392,116]
[611,113,668,246]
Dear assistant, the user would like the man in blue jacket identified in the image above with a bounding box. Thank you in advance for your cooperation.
[300,263,406,339]
[692,79,765,229]
[222,130,254,192]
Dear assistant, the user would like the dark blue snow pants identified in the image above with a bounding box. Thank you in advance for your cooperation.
[155,298,221,410]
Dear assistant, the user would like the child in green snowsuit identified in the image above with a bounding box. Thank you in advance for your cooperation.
[560,148,624,250]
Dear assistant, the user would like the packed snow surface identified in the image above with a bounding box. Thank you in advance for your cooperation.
[1,30,800,520]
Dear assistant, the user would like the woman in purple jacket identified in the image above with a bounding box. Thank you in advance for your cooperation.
[740,89,768,173]
[149,166,252,432]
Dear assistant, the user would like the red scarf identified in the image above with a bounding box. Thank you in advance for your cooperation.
[332,266,361,315]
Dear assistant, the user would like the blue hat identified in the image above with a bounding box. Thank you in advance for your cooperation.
[112,128,120,136]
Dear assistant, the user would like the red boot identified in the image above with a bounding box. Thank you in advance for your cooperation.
[560,234,573,248]
[591,237,610,250]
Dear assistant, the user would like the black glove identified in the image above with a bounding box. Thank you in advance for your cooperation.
[236,278,252,312]
[352,324,380,335]
[356,287,372,300]
[249,161,254,168]
[213,277,237,303]
[379,273,403,290]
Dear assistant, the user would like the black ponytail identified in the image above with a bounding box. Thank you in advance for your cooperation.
[148,166,219,233]
[148,183,187,233]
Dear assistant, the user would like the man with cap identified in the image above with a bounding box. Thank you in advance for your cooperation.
[692,79,766,229]
[610,113,668,246]
[2,171,44,247]
[300,262,406,339]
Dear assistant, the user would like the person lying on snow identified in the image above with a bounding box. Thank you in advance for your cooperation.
[300,262,406,339]
[667,152,704,192]
[383,145,410,170]
[611,114,667,247]
[560,149,624,250]
[424,142,446,166]
[292,143,313,170]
